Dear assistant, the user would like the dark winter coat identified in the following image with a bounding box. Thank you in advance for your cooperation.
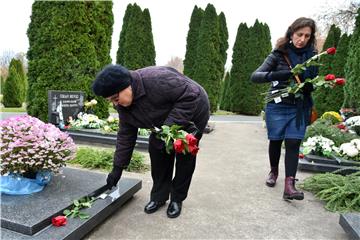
[114,66,210,168]
[251,48,318,105]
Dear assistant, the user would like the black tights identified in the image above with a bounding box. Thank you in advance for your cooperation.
[268,139,302,177]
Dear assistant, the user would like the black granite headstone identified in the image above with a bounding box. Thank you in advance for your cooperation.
[48,90,84,126]
[1,167,142,240]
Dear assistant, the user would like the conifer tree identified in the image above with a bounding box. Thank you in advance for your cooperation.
[27,1,99,121]
[219,71,230,110]
[117,4,156,70]
[183,6,204,79]
[3,60,24,107]
[86,1,114,118]
[143,8,156,66]
[313,24,341,115]
[116,4,133,65]
[0,76,5,94]
[229,20,271,115]
[193,4,222,113]
[315,33,351,114]
[344,7,360,111]
[228,23,249,113]
[11,58,27,103]
[218,12,229,80]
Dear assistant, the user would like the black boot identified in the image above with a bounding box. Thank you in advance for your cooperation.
[283,177,304,200]
[265,167,278,187]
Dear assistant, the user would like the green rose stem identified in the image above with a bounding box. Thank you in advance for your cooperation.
[63,196,95,219]
[265,47,337,103]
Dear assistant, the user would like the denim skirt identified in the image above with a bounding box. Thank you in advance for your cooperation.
[265,103,308,140]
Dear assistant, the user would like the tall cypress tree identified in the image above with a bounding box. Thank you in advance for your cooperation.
[229,20,271,115]
[228,23,249,113]
[86,1,114,118]
[218,12,228,80]
[183,6,204,79]
[11,58,27,103]
[89,1,113,68]
[316,33,351,114]
[27,1,99,121]
[117,4,156,70]
[344,8,360,111]
[313,24,342,115]
[123,4,143,69]
[116,4,133,65]
[193,4,222,113]
[3,59,24,107]
[219,71,230,110]
[143,8,156,66]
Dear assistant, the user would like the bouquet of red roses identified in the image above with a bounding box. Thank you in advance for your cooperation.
[264,47,346,103]
[154,125,199,155]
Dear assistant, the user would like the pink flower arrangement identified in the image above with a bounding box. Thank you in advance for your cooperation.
[0,115,76,175]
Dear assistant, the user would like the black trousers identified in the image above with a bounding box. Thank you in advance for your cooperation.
[148,134,201,203]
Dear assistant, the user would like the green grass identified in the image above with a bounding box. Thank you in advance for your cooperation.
[68,146,149,173]
[0,107,26,112]
[212,110,236,115]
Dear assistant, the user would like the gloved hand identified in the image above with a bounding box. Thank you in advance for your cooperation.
[302,82,314,95]
[266,70,292,81]
[106,167,123,190]
[185,123,200,138]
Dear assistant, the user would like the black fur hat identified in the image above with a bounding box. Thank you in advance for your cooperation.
[92,64,131,98]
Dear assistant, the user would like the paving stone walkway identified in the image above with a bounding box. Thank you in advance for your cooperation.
[86,122,348,239]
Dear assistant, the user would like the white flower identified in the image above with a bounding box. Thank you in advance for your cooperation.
[345,116,360,127]
[340,142,359,157]
[90,99,97,105]
[350,139,360,150]
[107,116,115,123]
[302,136,335,156]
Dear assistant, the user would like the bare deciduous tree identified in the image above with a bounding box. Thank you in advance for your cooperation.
[315,0,359,35]
[0,51,28,79]
[0,50,15,68]
[166,56,184,73]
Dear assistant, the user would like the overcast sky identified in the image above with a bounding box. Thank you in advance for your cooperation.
[0,0,352,68]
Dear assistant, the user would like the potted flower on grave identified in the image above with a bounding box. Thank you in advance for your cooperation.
[338,139,360,162]
[0,115,76,195]
[68,112,105,130]
[345,116,360,136]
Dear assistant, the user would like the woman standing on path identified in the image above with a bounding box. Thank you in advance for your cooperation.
[251,17,319,200]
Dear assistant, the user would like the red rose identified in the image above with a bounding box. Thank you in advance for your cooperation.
[326,47,336,55]
[324,74,335,81]
[335,78,346,86]
[173,139,184,153]
[298,153,304,159]
[188,144,199,155]
[52,216,67,227]
[337,123,346,130]
[185,134,198,146]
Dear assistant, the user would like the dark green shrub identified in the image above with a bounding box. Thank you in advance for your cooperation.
[344,8,360,111]
[305,119,357,146]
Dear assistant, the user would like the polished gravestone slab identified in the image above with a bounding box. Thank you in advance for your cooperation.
[67,129,149,149]
[298,154,360,175]
[339,213,360,240]
[1,167,141,240]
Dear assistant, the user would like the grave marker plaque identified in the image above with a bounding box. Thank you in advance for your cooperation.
[48,90,84,126]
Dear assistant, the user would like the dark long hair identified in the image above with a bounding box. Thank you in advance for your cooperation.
[276,17,317,52]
